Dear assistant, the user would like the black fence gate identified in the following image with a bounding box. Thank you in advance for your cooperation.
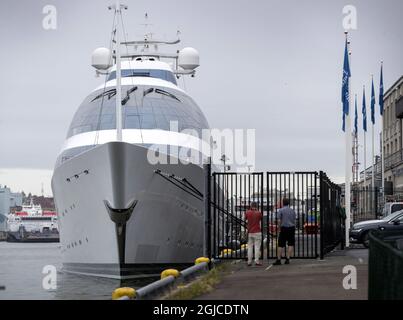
[320,172,344,257]
[208,171,343,261]
[266,172,320,259]
[211,172,264,260]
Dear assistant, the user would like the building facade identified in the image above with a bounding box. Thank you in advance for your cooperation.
[383,75,403,197]
[0,185,23,233]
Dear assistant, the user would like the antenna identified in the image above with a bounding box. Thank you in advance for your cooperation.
[139,12,154,52]
[108,0,128,142]
[41,182,44,197]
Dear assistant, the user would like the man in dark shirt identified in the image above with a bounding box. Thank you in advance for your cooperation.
[245,202,263,266]
[274,198,296,265]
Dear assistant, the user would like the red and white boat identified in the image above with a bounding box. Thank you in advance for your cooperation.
[6,199,59,242]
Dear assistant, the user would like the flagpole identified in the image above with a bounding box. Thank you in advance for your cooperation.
[362,85,368,216]
[372,108,375,213]
[380,62,385,207]
[370,74,377,216]
[381,123,385,203]
[364,129,367,214]
[345,35,352,248]
[352,95,358,225]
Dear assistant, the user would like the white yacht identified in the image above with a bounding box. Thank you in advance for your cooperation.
[51,4,210,279]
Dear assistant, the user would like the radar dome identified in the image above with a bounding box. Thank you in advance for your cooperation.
[178,47,200,70]
[91,47,112,70]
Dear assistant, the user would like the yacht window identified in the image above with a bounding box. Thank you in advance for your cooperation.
[66,90,209,140]
[107,69,177,85]
[155,88,181,102]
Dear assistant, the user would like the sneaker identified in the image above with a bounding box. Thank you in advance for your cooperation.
[255,262,263,266]
[285,258,290,265]
[247,263,252,267]
[273,259,282,265]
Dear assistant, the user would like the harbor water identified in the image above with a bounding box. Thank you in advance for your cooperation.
[0,242,157,300]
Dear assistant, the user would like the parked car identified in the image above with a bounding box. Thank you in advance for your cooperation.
[349,210,403,248]
[381,202,403,218]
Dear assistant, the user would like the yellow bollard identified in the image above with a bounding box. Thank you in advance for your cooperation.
[161,269,180,279]
[195,257,210,265]
[220,248,233,257]
[241,244,248,250]
[112,287,136,300]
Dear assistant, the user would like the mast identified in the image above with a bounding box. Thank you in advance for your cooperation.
[344,34,352,247]
[380,62,385,207]
[371,75,375,214]
[113,0,124,142]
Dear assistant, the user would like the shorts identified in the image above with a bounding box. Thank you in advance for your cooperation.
[278,226,295,247]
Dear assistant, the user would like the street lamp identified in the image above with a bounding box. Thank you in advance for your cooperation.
[220,154,230,173]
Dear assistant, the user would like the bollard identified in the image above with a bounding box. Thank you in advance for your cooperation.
[112,287,136,300]
[195,257,210,265]
[161,269,180,279]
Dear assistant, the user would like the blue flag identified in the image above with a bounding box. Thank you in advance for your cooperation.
[341,38,351,132]
[354,95,358,134]
[362,86,367,132]
[379,63,384,116]
[371,77,376,124]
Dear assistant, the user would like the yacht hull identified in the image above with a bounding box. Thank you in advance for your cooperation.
[6,231,59,243]
[51,141,204,279]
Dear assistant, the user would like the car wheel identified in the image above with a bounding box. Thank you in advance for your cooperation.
[362,231,370,248]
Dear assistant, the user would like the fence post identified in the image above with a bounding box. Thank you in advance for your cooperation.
[339,187,345,250]
[260,173,264,262]
[319,171,325,260]
[203,157,212,261]
[375,187,379,219]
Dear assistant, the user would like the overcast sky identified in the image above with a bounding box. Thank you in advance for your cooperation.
[0,0,402,196]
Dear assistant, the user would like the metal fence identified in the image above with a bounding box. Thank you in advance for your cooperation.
[320,172,344,257]
[351,187,380,222]
[266,172,320,259]
[211,172,263,260]
[369,230,403,300]
[208,171,343,261]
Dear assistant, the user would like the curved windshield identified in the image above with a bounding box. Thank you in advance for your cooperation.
[66,86,208,138]
[107,69,177,85]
